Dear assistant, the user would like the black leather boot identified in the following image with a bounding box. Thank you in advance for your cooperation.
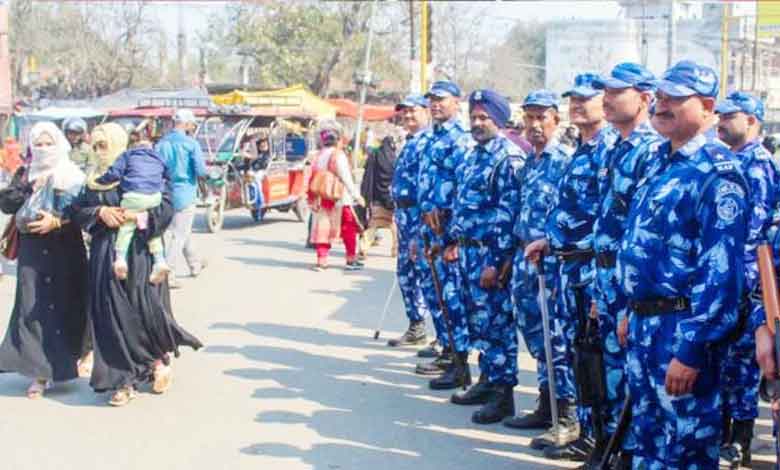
[415,347,452,376]
[451,373,492,405]
[471,384,515,424]
[417,339,442,358]
[719,418,754,468]
[502,387,552,429]
[429,352,471,390]
[531,399,580,450]
[387,320,427,347]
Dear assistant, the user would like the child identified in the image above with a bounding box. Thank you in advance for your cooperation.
[95,146,169,284]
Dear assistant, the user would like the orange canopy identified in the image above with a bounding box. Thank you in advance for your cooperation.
[327,99,397,122]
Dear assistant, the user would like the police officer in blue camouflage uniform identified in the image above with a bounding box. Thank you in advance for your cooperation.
[715,91,780,468]
[503,90,574,432]
[387,94,433,349]
[447,89,526,423]
[618,61,749,469]
[525,74,617,459]
[416,80,474,390]
[591,62,662,465]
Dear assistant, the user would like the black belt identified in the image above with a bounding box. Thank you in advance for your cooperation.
[395,200,416,209]
[458,238,486,248]
[630,296,690,316]
[596,251,616,268]
[554,249,594,263]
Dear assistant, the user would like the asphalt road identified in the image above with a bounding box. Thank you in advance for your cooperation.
[0,209,775,470]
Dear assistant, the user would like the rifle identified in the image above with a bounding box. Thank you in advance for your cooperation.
[598,393,632,470]
[422,232,467,389]
[572,284,608,452]
[757,244,780,465]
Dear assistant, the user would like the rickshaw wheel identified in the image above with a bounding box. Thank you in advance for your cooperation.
[294,198,309,223]
[206,186,226,233]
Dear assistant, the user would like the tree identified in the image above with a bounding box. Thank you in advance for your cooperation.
[483,21,547,100]
[9,0,165,100]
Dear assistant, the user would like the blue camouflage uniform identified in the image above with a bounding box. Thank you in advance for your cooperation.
[418,109,473,353]
[715,92,780,430]
[512,133,572,398]
[548,121,617,435]
[618,131,749,469]
[452,123,525,385]
[392,125,432,326]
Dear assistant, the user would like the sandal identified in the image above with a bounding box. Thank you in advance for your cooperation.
[26,379,50,399]
[109,386,137,407]
[152,363,172,394]
[311,264,328,272]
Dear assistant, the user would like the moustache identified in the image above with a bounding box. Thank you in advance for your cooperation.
[655,110,674,119]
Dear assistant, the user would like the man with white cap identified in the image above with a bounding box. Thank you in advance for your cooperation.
[155,109,207,288]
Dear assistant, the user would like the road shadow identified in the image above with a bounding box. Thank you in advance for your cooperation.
[207,318,571,470]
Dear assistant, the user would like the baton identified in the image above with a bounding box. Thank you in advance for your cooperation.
[423,232,467,389]
[537,260,561,445]
[373,275,398,340]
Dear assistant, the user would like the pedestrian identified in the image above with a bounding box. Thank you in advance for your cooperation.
[62,117,96,174]
[591,62,662,467]
[0,139,21,280]
[503,90,573,432]
[449,89,525,424]
[0,122,87,399]
[387,94,432,348]
[359,135,398,258]
[618,60,749,469]
[155,109,208,288]
[522,77,617,457]
[415,80,473,391]
[307,119,365,271]
[715,91,780,468]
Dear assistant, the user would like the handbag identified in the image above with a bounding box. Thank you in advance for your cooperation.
[309,151,345,201]
[0,215,19,260]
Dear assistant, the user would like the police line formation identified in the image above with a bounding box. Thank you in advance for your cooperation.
[386,60,780,470]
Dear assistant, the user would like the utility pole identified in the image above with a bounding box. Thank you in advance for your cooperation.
[408,0,416,93]
[177,2,186,86]
[720,2,730,99]
[752,11,759,91]
[351,0,379,170]
[420,1,430,93]
[640,0,648,67]
[666,0,676,68]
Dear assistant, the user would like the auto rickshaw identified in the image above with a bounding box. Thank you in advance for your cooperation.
[198,108,316,233]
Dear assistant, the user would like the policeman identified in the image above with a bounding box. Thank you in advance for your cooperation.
[387,94,433,348]
[715,91,780,468]
[416,80,473,390]
[62,117,96,173]
[503,90,573,432]
[591,62,661,464]
[618,61,749,469]
[525,74,617,458]
[447,89,525,423]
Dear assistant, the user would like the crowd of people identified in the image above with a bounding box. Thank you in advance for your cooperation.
[376,60,780,470]
[0,110,206,406]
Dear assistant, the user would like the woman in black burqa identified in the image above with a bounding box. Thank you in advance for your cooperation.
[70,123,202,406]
[0,122,89,399]
[359,135,398,256]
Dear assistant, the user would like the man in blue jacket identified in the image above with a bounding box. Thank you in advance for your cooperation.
[156,109,207,288]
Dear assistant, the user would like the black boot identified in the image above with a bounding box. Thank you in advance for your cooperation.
[415,348,452,376]
[451,373,492,405]
[531,399,580,450]
[417,339,442,358]
[472,384,515,424]
[429,353,471,390]
[502,387,552,429]
[719,418,754,468]
[387,320,427,347]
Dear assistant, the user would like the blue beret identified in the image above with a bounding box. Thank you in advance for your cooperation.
[395,94,429,111]
[640,60,719,98]
[715,91,765,121]
[593,62,656,91]
[523,89,559,110]
[562,73,603,99]
[425,80,462,99]
[469,89,511,128]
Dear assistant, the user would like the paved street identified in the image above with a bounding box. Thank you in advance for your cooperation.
[0,209,776,470]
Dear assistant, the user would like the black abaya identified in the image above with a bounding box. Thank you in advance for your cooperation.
[71,187,202,392]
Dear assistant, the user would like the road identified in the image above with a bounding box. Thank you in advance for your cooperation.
[0,210,776,470]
